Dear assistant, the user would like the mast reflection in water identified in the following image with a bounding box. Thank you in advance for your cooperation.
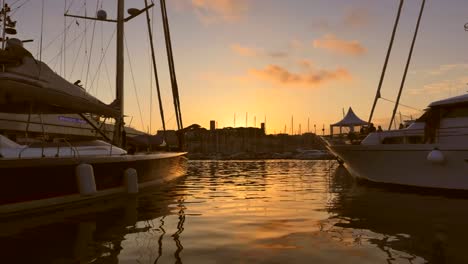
[1,160,466,263]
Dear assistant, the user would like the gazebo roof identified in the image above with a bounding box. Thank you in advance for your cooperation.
[331,107,368,127]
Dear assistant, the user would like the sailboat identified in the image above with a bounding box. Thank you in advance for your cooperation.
[0,0,187,215]
[326,0,468,190]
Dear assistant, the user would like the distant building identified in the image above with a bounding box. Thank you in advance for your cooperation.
[210,120,216,131]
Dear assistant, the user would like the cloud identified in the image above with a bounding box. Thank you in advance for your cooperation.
[230,44,289,58]
[248,63,351,87]
[267,51,288,58]
[190,0,249,23]
[313,34,366,56]
[427,64,468,75]
[230,44,260,57]
[408,76,468,95]
[311,7,370,31]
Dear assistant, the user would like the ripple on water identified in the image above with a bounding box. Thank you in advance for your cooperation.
[0,160,465,263]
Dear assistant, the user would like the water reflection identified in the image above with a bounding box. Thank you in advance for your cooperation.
[0,183,186,264]
[1,161,467,263]
[327,165,468,264]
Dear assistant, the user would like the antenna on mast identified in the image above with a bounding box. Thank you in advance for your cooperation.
[65,0,154,147]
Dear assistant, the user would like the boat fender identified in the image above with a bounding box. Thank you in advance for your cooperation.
[427,148,444,164]
[124,168,139,194]
[75,163,97,195]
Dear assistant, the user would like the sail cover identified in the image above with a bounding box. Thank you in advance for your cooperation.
[0,44,119,117]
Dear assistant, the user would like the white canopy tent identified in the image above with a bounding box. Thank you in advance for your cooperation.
[330,107,368,137]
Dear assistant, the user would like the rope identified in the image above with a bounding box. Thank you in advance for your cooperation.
[38,0,45,61]
[89,28,116,95]
[65,0,77,13]
[10,0,31,16]
[68,21,89,78]
[84,0,99,90]
[79,0,88,83]
[62,0,67,77]
[125,36,145,131]
[46,19,89,66]
[380,96,423,112]
[149,1,154,134]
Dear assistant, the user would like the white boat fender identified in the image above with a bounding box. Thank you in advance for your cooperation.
[124,168,139,194]
[75,163,97,195]
[427,148,445,164]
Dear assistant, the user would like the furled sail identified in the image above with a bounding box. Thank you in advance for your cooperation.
[0,39,119,117]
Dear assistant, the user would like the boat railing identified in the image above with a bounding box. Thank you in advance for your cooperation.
[55,138,80,158]
[18,141,34,159]
[17,138,80,159]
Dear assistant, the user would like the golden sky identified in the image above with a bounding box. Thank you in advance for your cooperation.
[13,0,468,134]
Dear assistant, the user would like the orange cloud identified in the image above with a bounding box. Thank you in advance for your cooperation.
[249,64,351,87]
[191,0,248,23]
[230,43,259,57]
[313,34,366,56]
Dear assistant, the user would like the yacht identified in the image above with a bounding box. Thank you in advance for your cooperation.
[326,93,468,190]
[0,0,187,215]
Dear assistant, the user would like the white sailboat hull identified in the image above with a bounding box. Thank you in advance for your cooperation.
[329,144,468,190]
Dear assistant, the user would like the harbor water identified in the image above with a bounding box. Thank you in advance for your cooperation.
[1,160,464,263]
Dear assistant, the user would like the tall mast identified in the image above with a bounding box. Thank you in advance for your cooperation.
[389,0,426,130]
[113,0,125,146]
[1,0,6,50]
[64,0,154,147]
[368,0,404,125]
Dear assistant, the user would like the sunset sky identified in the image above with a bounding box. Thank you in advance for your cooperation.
[11,0,468,134]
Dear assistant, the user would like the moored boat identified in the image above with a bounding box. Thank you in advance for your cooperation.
[0,0,187,215]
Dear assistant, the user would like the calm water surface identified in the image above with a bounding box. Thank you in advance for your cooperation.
[1,160,466,263]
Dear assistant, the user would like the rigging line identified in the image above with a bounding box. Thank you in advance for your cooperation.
[62,1,70,76]
[101,21,114,102]
[379,97,423,112]
[89,28,116,95]
[80,0,88,83]
[40,4,85,54]
[10,0,23,7]
[64,21,89,77]
[46,20,89,65]
[10,0,31,15]
[38,0,45,61]
[368,0,404,125]
[65,0,77,13]
[148,1,154,134]
[61,0,66,76]
[84,0,99,91]
[389,0,426,130]
[103,54,113,100]
[145,0,167,140]
[124,36,146,131]
[41,20,75,54]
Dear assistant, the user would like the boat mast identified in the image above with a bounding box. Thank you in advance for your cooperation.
[65,1,154,147]
[113,0,125,147]
[1,0,6,50]
[389,0,426,130]
[368,0,404,125]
